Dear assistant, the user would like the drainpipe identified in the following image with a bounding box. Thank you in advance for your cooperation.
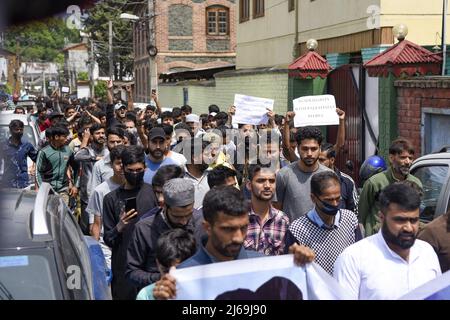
[293,0,299,58]
[442,0,448,75]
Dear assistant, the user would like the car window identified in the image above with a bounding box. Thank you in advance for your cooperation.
[0,254,58,300]
[413,165,449,222]
[0,124,36,147]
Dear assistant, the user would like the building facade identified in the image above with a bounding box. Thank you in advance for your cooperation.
[132,0,237,102]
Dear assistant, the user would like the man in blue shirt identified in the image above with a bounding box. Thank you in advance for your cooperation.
[1,120,38,188]
[152,186,316,300]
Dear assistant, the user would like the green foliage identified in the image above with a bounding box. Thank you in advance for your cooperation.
[4,17,80,62]
[83,0,134,80]
[78,71,89,81]
[95,80,108,100]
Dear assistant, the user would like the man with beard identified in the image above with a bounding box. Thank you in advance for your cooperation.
[184,138,210,209]
[152,186,316,300]
[286,171,361,275]
[274,127,332,221]
[1,120,38,188]
[125,178,203,288]
[75,123,109,234]
[334,183,441,300]
[244,164,289,256]
[143,127,179,184]
[359,138,422,236]
[103,145,157,300]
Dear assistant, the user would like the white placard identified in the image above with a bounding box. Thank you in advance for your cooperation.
[293,94,339,127]
[49,81,57,87]
[61,86,70,93]
[232,94,274,125]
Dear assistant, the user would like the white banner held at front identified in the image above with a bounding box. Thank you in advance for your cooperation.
[293,95,339,127]
[232,94,274,125]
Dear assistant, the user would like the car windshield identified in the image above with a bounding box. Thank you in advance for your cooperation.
[0,124,36,147]
[0,254,57,299]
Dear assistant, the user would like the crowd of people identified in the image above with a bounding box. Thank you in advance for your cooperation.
[1,81,448,300]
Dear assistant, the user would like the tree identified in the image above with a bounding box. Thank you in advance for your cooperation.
[95,80,108,101]
[83,0,134,80]
[78,71,89,81]
[3,17,80,63]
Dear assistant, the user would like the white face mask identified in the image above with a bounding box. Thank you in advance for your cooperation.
[127,127,137,135]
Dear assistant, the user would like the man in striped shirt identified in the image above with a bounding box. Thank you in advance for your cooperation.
[244,163,290,256]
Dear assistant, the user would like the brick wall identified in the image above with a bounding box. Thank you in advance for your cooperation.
[155,0,236,74]
[395,77,450,155]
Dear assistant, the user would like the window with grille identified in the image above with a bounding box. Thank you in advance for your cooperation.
[239,0,250,23]
[253,0,265,18]
[206,6,229,35]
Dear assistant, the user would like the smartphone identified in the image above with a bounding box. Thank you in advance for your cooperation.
[151,89,156,95]
[125,197,137,212]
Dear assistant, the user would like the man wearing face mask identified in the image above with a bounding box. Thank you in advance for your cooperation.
[359,138,422,237]
[103,145,157,300]
[285,171,361,275]
[1,120,38,188]
[125,178,204,289]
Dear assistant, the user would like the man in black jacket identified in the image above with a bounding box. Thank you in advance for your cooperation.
[103,145,157,300]
[125,178,204,290]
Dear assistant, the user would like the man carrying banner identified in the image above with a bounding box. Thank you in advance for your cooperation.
[285,171,361,275]
[152,186,315,300]
[333,183,441,299]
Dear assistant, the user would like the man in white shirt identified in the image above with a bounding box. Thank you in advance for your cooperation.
[333,183,441,300]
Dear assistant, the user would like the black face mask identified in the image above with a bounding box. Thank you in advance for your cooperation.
[124,171,144,186]
[316,197,340,216]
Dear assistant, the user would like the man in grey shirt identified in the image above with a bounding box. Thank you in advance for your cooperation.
[275,126,331,221]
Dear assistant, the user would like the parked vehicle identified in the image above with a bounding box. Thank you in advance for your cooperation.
[411,152,450,223]
[0,183,111,300]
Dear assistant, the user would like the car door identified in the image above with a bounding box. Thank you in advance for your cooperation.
[411,159,450,222]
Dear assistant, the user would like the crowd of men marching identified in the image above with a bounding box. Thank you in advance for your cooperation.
[1,81,448,300]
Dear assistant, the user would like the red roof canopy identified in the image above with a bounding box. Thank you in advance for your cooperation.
[364,40,442,77]
[288,51,332,79]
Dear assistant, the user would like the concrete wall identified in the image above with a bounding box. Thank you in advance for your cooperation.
[236,0,448,69]
[158,70,290,115]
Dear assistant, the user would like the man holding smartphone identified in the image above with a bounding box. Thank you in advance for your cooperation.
[103,145,157,300]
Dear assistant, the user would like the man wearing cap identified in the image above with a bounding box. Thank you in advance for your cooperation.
[126,178,204,288]
[105,80,133,128]
[186,114,205,138]
[143,127,180,184]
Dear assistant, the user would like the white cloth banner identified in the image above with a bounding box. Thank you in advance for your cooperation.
[232,94,274,125]
[293,94,339,127]
[399,270,450,300]
[172,255,351,300]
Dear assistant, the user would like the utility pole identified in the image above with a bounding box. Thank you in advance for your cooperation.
[442,0,448,76]
[148,0,157,93]
[42,70,47,97]
[13,37,20,94]
[109,20,113,80]
[90,38,95,98]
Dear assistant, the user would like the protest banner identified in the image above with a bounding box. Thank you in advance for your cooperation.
[232,94,274,125]
[172,255,350,300]
[293,94,339,127]
[399,269,450,300]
